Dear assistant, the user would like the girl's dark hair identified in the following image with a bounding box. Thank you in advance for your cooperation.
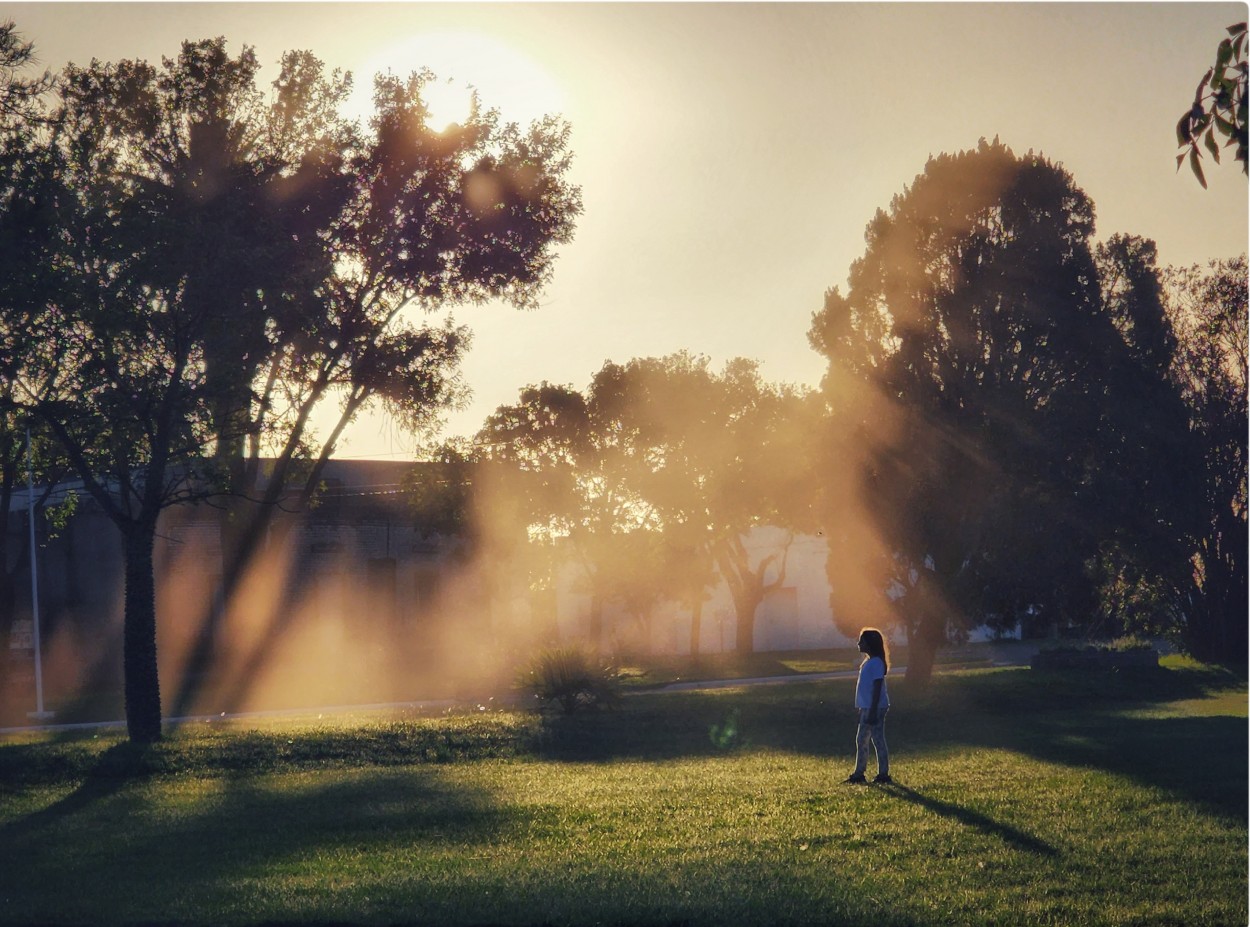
[859,627,889,673]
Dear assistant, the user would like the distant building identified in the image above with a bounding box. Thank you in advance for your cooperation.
[7,458,1012,718]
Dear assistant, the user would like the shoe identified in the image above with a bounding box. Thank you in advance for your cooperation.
[873,774,893,784]
[844,773,867,784]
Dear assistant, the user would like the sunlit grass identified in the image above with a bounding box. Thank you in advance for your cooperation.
[1,661,1245,927]
[617,640,1007,688]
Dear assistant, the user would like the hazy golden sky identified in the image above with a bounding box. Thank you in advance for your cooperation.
[12,2,1249,457]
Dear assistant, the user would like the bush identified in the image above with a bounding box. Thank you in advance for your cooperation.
[1032,637,1159,670]
[515,646,623,714]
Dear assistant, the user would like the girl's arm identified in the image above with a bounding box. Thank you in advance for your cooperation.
[867,678,883,724]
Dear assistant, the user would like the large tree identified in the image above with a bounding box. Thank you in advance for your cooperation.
[595,353,819,654]
[3,36,580,741]
[474,354,819,656]
[809,139,1184,683]
[473,381,653,652]
[1085,235,1204,640]
[0,21,61,654]
[1165,255,1248,665]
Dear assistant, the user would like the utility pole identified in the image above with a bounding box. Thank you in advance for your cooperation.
[26,426,53,722]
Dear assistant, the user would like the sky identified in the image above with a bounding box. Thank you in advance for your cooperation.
[10,1,1249,458]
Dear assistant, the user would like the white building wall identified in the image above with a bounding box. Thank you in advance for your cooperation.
[553,527,860,656]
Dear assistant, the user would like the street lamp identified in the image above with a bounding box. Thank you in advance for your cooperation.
[26,426,53,722]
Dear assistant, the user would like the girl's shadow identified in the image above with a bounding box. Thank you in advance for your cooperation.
[876,781,1059,857]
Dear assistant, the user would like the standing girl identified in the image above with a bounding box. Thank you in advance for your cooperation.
[845,627,891,784]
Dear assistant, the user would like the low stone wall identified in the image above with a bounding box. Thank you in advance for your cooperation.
[1030,647,1159,670]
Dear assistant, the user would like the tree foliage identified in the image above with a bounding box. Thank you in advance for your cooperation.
[472,354,817,655]
[593,354,819,654]
[0,22,63,655]
[1164,255,1248,664]
[809,139,1200,682]
[1177,21,1248,186]
[0,33,580,741]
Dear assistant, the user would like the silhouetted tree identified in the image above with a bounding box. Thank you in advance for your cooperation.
[1165,255,1248,665]
[809,139,1169,684]
[473,356,819,656]
[0,21,61,656]
[1177,21,1247,186]
[1086,236,1204,640]
[4,36,580,741]
[474,382,654,652]
[597,354,819,654]
[0,21,52,123]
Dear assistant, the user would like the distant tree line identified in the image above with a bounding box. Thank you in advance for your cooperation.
[443,139,1245,686]
[414,354,822,658]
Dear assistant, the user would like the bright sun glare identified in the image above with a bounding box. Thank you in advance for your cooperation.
[420,75,473,132]
[351,30,567,131]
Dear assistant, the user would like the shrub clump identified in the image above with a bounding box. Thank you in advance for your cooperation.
[1032,637,1159,670]
[515,646,623,714]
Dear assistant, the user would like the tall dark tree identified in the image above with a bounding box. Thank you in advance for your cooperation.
[809,139,1152,684]
[48,40,579,718]
[3,37,580,741]
[1165,255,1247,665]
[1087,235,1203,640]
[0,21,61,655]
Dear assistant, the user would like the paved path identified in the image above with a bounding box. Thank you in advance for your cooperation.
[1,645,1042,736]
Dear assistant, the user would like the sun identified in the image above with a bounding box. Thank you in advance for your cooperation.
[418,74,474,133]
[350,30,567,131]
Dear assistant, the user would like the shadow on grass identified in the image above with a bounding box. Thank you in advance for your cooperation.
[0,761,520,925]
[534,665,1248,824]
[876,782,1059,857]
[0,758,919,927]
[0,742,138,843]
[897,666,1249,824]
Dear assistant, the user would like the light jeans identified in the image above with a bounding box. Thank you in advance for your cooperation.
[852,707,889,777]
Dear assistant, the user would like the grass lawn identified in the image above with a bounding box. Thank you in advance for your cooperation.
[0,656,1245,926]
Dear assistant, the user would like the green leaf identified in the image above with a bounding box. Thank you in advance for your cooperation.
[1218,39,1233,68]
[1190,147,1208,188]
[1204,127,1221,162]
[1177,115,1193,146]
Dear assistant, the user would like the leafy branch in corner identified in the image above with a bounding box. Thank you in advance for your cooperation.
[1177,21,1248,188]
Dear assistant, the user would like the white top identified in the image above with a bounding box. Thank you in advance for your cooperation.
[854,655,890,710]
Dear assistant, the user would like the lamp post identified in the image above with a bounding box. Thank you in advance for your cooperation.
[26,426,53,722]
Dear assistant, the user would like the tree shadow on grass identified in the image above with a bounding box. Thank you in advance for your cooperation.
[0,761,522,926]
[891,666,1249,824]
[0,741,159,843]
[533,666,1248,825]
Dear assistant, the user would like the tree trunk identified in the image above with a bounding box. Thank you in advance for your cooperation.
[122,523,163,743]
[904,629,939,687]
[716,533,793,656]
[902,573,950,688]
[734,594,758,655]
[689,596,703,657]
[587,592,603,655]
